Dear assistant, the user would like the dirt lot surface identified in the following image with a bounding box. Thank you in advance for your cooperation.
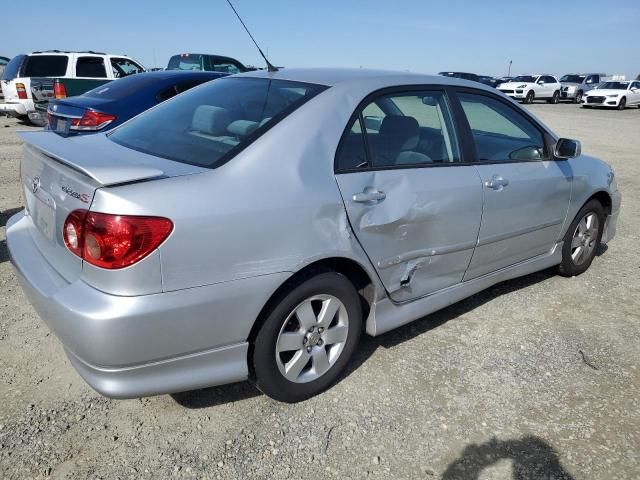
[1,104,639,480]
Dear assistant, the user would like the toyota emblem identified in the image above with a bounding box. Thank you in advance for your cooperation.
[32,176,41,194]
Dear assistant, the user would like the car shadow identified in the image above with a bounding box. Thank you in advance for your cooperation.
[172,268,556,409]
[1,207,22,228]
[441,435,575,479]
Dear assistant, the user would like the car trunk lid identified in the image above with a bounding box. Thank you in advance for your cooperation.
[19,131,207,282]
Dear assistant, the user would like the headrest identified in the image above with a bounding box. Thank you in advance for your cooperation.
[379,115,420,150]
[191,106,231,135]
[227,120,259,137]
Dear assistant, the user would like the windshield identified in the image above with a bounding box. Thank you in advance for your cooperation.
[598,82,629,90]
[109,77,327,168]
[84,74,162,99]
[512,75,537,83]
[560,75,585,83]
[167,54,205,71]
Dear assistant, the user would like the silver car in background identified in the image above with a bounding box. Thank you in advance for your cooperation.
[7,69,621,402]
[560,73,610,103]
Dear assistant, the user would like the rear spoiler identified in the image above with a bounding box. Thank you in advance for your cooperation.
[19,131,164,186]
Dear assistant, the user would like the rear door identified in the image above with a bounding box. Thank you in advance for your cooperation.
[453,90,572,279]
[335,88,483,302]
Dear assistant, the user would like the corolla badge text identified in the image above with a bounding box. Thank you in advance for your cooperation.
[61,185,90,203]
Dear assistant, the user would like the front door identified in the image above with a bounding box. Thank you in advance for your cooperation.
[454,91,572,279]
[335,89,483,302]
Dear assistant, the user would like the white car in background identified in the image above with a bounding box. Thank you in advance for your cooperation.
[582,80,640,110]
[498,74,561,104]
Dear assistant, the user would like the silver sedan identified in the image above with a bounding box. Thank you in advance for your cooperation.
[7,69,621,402]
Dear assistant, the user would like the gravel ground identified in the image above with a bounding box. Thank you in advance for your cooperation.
[1,104,639,480]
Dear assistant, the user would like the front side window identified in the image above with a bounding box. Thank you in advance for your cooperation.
[458,92,546,162]
[23,55,68,77]
[109,77,326,168]
[111,57,144,78]
[76,57,107,78]
[336,90,461,170]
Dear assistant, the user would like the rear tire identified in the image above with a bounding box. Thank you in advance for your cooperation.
[524,90,535,104]
[557,200,605,277]
[617,97,626,110]
[251,271,362,402]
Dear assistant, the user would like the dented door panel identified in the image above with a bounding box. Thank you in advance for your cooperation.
[336,167,483,302]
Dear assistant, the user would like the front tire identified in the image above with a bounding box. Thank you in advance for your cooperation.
[548,91,560,104]
[558,200,605,277]
[252,271,362,402]
[524,90,535,104]
[617,97,626,110]
[574,91,583,104]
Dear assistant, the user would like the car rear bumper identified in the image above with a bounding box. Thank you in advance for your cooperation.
[7,211,290,398]
[0,101,29,116]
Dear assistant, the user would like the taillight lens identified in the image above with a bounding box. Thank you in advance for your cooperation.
[63,210,173,269]
[70,110,117,131]
[53,79,67,99]
[16,83,27,99]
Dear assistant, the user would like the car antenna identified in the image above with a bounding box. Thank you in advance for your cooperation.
[225,0,278,72]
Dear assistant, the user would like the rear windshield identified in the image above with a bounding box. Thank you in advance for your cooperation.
[23,55,68,77]
[84,74,160,99]
[1,54,26,80]
[167,54,205,71]
[109,77,327,168]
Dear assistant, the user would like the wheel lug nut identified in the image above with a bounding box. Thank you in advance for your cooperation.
[317,339,323,346]
[318,327,324,333]
[302,337,307,344]
[306,346,312,353]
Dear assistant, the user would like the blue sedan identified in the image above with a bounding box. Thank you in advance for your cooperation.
[47,70,227,136]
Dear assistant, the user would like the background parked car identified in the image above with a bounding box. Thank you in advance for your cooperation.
[0,50,145,124]
[560,73,610,103]
[498,74,561,104]
[46,70,227,136]
[477,75,502,88]
[166,53,251,74]
[0,56,9,103]
[582,80,640,110]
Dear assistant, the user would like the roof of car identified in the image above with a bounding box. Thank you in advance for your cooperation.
[236,67,494,90]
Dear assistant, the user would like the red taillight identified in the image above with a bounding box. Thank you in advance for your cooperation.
[70,110,117,131]
[63,210,173,269]
[53,79,67,99]
[16,83,27,99]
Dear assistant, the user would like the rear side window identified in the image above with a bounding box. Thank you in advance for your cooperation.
[212,57,244,74]
[155,80,207,102]
[76,57,107,78]
[1,54,26,80]
[23,55,68,77]
[458,92,546,162]
[336,90,461,171]
[109,77,326,168]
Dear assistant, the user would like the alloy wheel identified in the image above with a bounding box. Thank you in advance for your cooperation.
[570,212,600,266]
[275,294,349,383]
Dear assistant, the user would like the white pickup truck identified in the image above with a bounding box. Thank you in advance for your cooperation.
[0,50,145,123]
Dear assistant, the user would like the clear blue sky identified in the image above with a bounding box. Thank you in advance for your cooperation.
[2,0,639,78]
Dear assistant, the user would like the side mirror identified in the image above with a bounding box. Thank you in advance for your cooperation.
[555,138,581,159]
[537,81,544,85]
[422,96,438,106]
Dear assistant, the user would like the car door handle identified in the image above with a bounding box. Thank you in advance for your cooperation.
[352,189,386,203]
[484,175,509,190]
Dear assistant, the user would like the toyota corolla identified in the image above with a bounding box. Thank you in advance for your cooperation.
[7,69,621,402]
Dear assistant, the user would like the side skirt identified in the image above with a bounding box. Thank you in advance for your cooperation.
[366,243,562,336]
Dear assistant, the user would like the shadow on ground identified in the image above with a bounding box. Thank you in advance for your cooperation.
[172,268,556,409]
[442,435,574,479]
